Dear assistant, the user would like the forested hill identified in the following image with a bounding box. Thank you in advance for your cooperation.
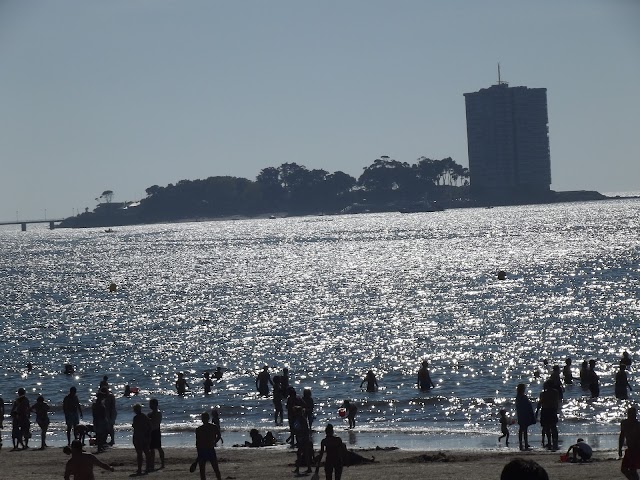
[60,157,472,227]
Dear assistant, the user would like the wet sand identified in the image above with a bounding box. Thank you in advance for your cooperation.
[0,445,623,479]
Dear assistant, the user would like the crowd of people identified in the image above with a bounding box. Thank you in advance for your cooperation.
[0,351,638,479]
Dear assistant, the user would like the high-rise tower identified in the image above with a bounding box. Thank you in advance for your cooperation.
[463,77,551,199]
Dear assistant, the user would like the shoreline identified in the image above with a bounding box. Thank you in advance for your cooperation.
[0,444,623,479]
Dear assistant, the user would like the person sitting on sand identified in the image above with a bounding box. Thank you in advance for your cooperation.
[64,439,115,480]
[30,395,50,449]
[500,458,549,480]
[360,370,378,392]
[314,423,346,480]
[191,412,222,480]
[417,360,436,391]
[565,437,592,462]
[244,428,263,447]
[619,406,640,480]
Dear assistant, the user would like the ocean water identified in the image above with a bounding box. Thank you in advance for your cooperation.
[1,199,638,451]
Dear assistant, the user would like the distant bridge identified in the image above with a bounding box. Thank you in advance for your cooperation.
[0,219,65,231]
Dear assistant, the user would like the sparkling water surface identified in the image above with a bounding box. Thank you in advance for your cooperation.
[1,199,638,450]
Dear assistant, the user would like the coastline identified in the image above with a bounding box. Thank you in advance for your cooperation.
[1,444,622,479]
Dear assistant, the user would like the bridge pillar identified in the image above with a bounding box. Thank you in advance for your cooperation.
[49,221,55,230]
[21,223,27,232]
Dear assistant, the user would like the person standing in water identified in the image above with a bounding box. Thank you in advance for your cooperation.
[616,364,633,400]
[360,370,378,392]
[563,357,574,385]
[417,360,435,391]
[256,366,273,396]
[176,372,189,395]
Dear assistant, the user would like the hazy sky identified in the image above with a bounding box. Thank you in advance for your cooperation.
[1,0,638,221]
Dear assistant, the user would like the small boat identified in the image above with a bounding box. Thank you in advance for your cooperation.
[104,228,115,233]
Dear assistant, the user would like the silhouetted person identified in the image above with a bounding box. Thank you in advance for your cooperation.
[102,387,117,446]
[245,428,263,447]
[64,440,115,480]
[99,375,109,390]
[30,395,50,449]
[548,365,564,400]
[360,370,378,392]
[563,357,574,385]
[292,406,312,476]
[281,367,290,392]
[132,403,152,475]
[256,366,273,396]
[500,458,549,480]
[566,437,592,462]
[343,400,357,429]
[203,372,213,394]
[579,360,590,388]
[620,407,640,480]
[11,387,30,449]
[616,364,633,400]
[63,386,83,445]
[535,380,560,450]
[272,376,284,425]
[92,392,108,453]
[302,388,315,428]
[498,409,510,446]
[515,383,535,451]
[213,366,223,380]
[315,423,345,480]
[588,359,600,398]
[622,352,633,368]
[176,372,189,395]
[417,360,435,391]
[148,398,165,470]
[193,412,222,480]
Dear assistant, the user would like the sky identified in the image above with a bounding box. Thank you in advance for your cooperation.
[1,0,638,221]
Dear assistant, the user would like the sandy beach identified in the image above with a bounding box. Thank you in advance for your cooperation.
[0,445,623,480]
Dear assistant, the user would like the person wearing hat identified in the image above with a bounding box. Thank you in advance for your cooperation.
[566,438,592,462]
[64,440,114,479]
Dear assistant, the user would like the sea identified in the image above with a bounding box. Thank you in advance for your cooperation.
[1,197,638,452]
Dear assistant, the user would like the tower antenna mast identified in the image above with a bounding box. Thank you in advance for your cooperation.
[497,62,506,85]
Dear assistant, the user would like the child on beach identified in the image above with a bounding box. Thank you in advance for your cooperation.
[498,409,510,446]
[342,400,357,429]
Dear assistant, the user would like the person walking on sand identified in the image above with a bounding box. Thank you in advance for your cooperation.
[148,398,165,470]
[515,383,536,451]
[132,404,152,475]
[417,360,435,391]
[63,386,83,445]
[360,370,378,392]
[30,395,50,449]
[64,440,115,480]
[620,406,640,480]
[314,423,346,480]
[191,412,222,480]
[616,364,633,400]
